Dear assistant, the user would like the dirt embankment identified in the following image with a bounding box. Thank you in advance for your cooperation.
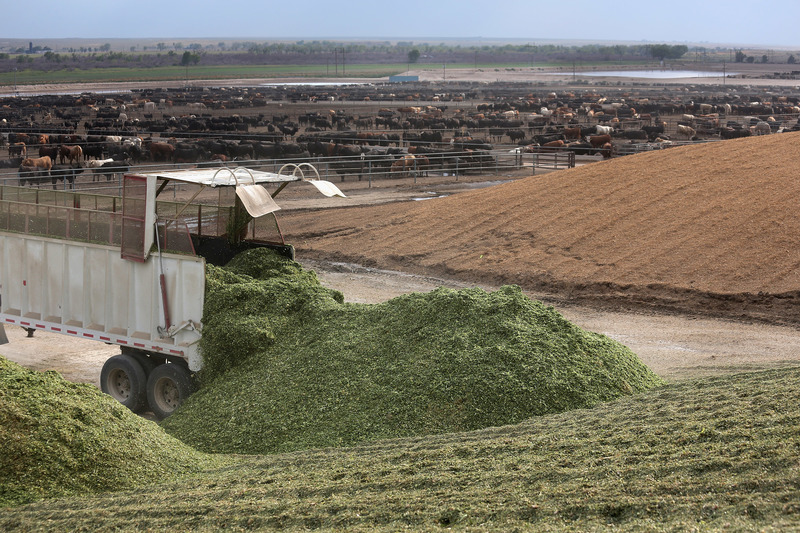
[279,132,800,326]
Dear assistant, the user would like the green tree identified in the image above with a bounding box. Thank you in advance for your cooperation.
[408,48,421,63]
[649,44,687,61]
[100,43,111,52]
[180,51,200,66]
[788,54,796,64]
[734,49,747,63]
[761,55,768,63]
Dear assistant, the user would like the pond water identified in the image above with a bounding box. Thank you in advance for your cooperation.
[577,70,734,79]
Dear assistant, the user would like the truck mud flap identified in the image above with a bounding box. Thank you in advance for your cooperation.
[0,323,8,345]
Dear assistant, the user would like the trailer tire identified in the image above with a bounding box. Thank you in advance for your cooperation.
[147,363,195,420]
[100,354,148,413]
[126,349,158,377]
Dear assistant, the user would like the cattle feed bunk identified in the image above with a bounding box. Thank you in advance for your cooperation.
[0,164,344,418]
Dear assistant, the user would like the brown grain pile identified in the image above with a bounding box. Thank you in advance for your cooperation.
[281,133,800,324]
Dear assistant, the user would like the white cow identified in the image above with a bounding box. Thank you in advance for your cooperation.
[122,136,142,149]
[753,121,771,135]
[596,124,613,135]
[87,158,114,169]
[677,124,696,139]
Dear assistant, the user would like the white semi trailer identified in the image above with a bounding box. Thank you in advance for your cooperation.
[0,165,343,418]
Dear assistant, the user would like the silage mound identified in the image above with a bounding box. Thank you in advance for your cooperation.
[161,248,664,455]
[0,357,220,508]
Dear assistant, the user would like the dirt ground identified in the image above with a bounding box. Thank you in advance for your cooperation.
[4,63,800,389]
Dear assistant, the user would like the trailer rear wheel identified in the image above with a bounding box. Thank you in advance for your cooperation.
[147,363,195,420]
[126,349,158,377]
[100,354,148,413]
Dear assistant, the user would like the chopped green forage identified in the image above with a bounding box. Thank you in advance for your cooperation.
[162,248,663,454]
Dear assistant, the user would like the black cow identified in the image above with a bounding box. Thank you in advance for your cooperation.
[506,129,526,142]
[18,165,49,187]
[94,160,130,182]
[173,144,209,163]
[50,165,84,189]
[83,143,105,160]
[642,125,665,140]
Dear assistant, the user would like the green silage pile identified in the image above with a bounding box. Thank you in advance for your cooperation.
[162,248,664,454]
[0,357,222,508]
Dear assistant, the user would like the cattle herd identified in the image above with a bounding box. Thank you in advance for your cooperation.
[2,80,799,189]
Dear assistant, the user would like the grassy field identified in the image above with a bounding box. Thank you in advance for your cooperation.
[2,365,799,531]
[0,60,667,86]
[0,63,408,86]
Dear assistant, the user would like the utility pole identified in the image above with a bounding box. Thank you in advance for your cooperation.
[334,47,345,76]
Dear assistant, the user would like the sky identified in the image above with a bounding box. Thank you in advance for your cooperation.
[2,0,799,48]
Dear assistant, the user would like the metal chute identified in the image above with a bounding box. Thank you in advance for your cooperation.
[306,178,346,198]
[235,182,281,217]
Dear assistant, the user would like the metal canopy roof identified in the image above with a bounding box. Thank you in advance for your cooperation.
[138,166,347,214]
[138,167,302,187]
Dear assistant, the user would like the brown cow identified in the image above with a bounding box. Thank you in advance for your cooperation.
[21,155,53,171]
[148,142,175,162]
[58,145,83,165]
[39,145,59,160]
[390,154,418,177]
[413,154,430,177]
[588,134,612,148]
[543,140,565,148]
[19,156,54,186]
[563,126,581,140]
